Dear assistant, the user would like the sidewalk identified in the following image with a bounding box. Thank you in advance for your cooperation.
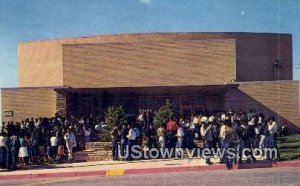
[1,158,300,180]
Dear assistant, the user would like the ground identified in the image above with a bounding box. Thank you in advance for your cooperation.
[1,167,300,186]
[278,134,300,161]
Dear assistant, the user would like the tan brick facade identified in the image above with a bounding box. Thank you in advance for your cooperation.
[1,88,57,122]
[224,81,300,129]
[63,39,236,88]
[18,32,292,87]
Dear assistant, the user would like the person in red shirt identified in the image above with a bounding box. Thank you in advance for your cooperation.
[166,118,177,132]
[166,118,177,148]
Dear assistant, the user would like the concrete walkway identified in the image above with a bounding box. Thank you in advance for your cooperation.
[0,158,300,180]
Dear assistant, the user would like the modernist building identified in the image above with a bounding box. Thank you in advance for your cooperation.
[1,32,299,130]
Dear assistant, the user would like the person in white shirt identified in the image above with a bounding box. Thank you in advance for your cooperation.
[83,126,91,143]
[34,118,40,129]
[176,123,185,157]
[0,132,8,168]
[192,115,200,139]
[176,124,184,148]
[126,126,136,141]
[138,113,144,123]
[201,122,213,164]
[201,116,208,123]
[64,129,76,161]
[268,119,278,135]
[208,115,215,123]
[268,117,279,149]
[0,133,7,148]
[50,135,58,162]
[126,125,136,160]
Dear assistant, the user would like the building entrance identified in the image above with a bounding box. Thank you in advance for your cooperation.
[181,105,204,119]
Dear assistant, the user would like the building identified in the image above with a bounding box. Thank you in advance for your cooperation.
[1,32,299,130]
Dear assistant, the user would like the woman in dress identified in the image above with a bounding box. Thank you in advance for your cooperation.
[18,135,28,166]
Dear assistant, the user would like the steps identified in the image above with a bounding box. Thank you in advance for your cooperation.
[74,140,204,162]
[74,142,112,162]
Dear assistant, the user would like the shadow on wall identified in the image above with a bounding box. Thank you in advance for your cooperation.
[225,88,300,133]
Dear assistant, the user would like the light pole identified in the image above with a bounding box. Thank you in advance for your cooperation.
[273,59,281,80]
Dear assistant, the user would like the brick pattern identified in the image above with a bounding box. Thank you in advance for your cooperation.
[74,142,112,162]
[56,91,67,117]
[236,34,292,81]
[224,81,300,129]
[63,39,236,88]
[19,41,64,87]
[1,88,57,122]
[18,32,292,87]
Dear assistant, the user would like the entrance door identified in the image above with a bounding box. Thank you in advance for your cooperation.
[193,105,204,115]
[181,106,193,119]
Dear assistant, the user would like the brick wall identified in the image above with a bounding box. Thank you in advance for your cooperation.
[236,34,292,81]
[62,39,236,88]
[1,88,57,122]
[18,32,293,87]
[224,81,300,130]
[19,41,64,87]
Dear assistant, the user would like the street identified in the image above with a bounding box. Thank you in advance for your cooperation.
[1,167,300,186]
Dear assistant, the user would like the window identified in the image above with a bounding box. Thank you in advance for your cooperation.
[181,95,204,105]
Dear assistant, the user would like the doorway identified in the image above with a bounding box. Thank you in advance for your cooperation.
[181,105,204,119]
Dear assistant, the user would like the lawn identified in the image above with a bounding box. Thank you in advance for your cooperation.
[278,134,300,161]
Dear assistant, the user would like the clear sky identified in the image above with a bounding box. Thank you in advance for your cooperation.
[0,0,300,88]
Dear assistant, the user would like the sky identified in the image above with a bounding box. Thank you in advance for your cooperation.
[0,0,299,88]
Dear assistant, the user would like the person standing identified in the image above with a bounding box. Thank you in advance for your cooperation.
[50,133,58,163]
[146,125,158,149]
[212,123,220,151]
[192,115,200,140]
[166,117,177,148]
[120,124,128,160]
[224,123,236,170]
[9,133,19,170]
[111,126,120,161]
[56,129,64,163]
[64,129,76,162]
[18,135,28,166]
[176,123,185,157]
[201,122,213,165]
[126,125,136,161]
[268,117,279,160]
[157,124,166,151]
[219,121,226,164]
[0,132,8,168]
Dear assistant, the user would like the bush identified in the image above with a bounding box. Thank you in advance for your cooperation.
[153,99,178,128]
[100,130,112,142]
[104,106,126,130]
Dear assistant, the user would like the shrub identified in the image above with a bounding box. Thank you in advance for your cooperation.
[104,106,126,130]
[99,130,112,142]
[153,99,178,127]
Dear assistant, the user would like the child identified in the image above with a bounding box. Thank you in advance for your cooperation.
[50,134,58,163]
[18,136,28,166]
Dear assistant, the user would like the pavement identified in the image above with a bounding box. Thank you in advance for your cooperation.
[3,167,300,186]
[1,158,300,181]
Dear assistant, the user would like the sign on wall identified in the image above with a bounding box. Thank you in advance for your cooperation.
[3,110,13,117]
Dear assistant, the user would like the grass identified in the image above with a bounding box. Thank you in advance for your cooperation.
[278,134,300,161]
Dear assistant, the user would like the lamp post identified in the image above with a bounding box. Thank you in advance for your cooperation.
[273,59,281,80]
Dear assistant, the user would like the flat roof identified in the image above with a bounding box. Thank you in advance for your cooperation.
[20,32,292,45]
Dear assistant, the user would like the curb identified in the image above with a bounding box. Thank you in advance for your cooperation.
[0,161,299,180]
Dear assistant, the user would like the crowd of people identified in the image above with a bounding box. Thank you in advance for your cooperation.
[111,109,287,169]
[0,114,103,170]
[0,108,289,170]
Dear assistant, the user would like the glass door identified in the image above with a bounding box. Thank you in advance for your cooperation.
[181,106,193,119]
[193,105,204,116]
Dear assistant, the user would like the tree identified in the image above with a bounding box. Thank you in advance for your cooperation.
[153,99,178,127]
[104,106,126,130]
